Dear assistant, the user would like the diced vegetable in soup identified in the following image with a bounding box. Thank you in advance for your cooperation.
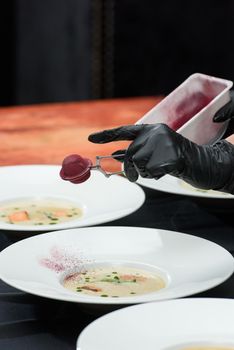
[0,198,82,225]
[63,266,166,297]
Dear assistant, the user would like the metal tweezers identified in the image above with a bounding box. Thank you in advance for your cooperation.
[90,154,125,178]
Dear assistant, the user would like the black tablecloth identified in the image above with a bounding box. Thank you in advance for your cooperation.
[1,187,234,350]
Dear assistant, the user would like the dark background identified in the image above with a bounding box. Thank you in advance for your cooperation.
[1,0,234,106]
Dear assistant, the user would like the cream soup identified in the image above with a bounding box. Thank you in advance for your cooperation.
[0,198,82,226]
[63,266,166,297]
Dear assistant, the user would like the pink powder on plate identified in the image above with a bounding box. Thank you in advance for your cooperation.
[39,246,92,273]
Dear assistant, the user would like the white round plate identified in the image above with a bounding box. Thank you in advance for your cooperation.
[137,174,234,199]
[0,226,233,305]
[77,298,234,350]
[0,165,145,231]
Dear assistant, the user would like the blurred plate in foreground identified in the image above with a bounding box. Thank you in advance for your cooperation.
[77,298,234,350]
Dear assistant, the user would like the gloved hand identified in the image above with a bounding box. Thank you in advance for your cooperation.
[88,123,234,194]
[213,90,234,122]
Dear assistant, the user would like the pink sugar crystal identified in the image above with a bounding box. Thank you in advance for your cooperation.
[39,246,92,273]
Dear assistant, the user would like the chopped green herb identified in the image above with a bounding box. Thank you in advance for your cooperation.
[100,294,108,297]
[101,278,114,282]
[100,277,120,283]
[44,212,58,221]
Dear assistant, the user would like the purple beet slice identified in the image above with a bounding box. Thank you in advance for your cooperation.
[60,154,93,184]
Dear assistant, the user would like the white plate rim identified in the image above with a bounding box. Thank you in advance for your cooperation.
[0,226,233,305]
[0,164,145,231]
[137,174,234,199]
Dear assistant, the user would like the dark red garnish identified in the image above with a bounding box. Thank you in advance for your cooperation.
[60,154,93,184]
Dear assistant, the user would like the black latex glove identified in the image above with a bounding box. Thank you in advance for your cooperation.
[213,90,234,122]
[88,123,234,194]
[213,90,234,138]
